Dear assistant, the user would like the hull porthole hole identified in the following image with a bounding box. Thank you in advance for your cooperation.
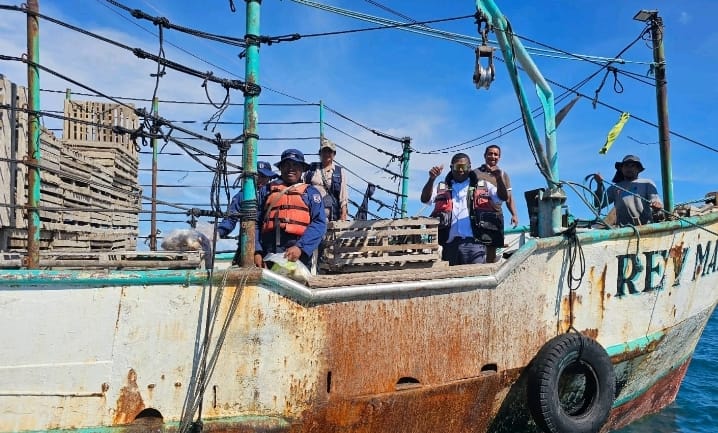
[481,363,498,374]
[131,408,164,433]
[396,376,421,391]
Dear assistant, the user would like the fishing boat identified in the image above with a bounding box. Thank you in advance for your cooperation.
[1,1,717,433]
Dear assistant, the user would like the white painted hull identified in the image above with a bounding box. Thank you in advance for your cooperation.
[1,213,717,432]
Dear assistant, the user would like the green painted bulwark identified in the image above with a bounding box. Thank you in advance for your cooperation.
[0,269,209,288]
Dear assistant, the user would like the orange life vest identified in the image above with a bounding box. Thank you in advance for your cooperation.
[262,183,311,236]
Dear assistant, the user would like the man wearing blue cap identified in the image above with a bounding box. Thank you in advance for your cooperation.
[218,161,277,239]
[255,149,327,269]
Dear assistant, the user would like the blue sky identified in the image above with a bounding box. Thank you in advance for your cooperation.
[1,0,716,248]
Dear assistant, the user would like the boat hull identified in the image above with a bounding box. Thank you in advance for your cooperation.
[1,214,717,433]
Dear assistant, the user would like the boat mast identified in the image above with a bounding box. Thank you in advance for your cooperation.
[635,10,673,212]
[476,0,565,236]
[26,0,41,268]
[238,0,262,266]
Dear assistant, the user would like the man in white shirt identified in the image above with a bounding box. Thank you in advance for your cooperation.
[421,153,504,265]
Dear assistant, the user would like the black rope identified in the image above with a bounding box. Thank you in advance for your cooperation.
[209,134,234,215]
[324,123,404,179]
[131,47,257,94]
[563,222,586,333]
[105,0,247,46]
[592,66,624,109]
[40,89,316,106]
[201,74,231,132]
[298,14,474,39]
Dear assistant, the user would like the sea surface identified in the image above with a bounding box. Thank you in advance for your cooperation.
[613,309,718,433]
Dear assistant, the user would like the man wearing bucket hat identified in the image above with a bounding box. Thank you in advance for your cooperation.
[304,137,348,221]
[255,149,326,269]
[218,161,277,239]
[593,154,663,226]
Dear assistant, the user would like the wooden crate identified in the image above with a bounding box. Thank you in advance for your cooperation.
[321,217,446,273]
[0,78,140,253]
[62,99,139,186]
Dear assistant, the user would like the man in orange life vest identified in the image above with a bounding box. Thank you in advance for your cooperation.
[421,152,508,265]
[254,149,327,269]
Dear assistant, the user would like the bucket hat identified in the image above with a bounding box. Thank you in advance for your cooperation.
[275,148,310,169]
[615,154,644,172]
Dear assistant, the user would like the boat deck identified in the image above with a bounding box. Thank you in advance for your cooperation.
[307,261,501,288]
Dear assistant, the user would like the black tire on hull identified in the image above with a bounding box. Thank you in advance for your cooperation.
[526,333,616,433]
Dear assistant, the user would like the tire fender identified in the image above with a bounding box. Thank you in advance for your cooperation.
[526,333,616,433]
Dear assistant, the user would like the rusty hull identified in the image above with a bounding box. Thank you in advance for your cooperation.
[2,214,718,433]
[604,359,689,432]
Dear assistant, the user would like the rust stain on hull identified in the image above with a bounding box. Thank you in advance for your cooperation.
[293,370,521,433]
[114,369,145,425]
[603,358,691,432]
[611,336,663,364]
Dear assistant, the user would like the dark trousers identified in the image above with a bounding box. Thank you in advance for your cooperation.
[442,237,487,265]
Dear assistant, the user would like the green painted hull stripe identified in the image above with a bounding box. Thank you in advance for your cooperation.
[605,330,664,357]
[0,269,209,287]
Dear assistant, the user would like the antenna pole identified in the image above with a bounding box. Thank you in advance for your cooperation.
[648,13,674,212]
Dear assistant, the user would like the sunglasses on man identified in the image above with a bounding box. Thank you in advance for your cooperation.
[451,163,471,172]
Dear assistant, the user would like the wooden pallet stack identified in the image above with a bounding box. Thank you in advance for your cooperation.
[0,77,140,252]
[320,217,446,273]
[62,99,139,189]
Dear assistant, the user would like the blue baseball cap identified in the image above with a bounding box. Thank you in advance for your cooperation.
[276,148,310,169]
[257,161,277,178]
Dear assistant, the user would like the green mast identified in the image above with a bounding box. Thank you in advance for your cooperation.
[476,0,565,236]
[26,0,41,268]
[239,0,262,267]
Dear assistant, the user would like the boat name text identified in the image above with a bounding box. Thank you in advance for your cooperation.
[615,239,718,297]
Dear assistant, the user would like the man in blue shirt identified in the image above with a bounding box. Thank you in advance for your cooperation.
[217,161,276,238]
[254,149,327,269]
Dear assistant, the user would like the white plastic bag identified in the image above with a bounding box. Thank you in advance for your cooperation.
[264,253,312,283]
[161,229,213,268]
[161,229,212,254]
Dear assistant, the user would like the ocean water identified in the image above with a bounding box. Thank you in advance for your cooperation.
[613,310,718,433]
